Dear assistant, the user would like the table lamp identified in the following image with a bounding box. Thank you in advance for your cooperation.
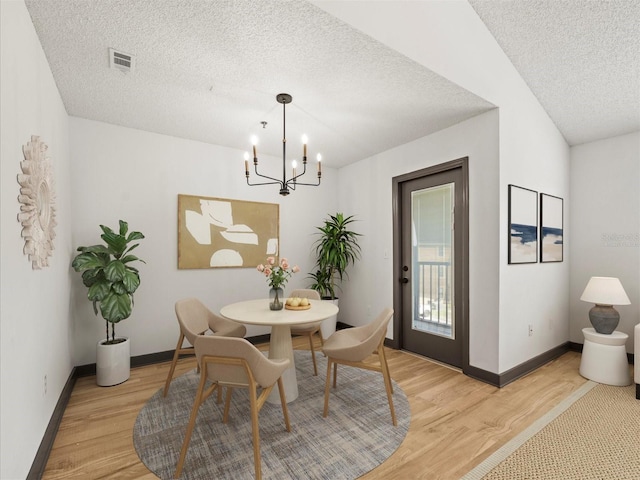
[580,276,630,334]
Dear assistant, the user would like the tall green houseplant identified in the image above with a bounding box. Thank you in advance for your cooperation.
[72,220,145,344]
[309,213,361,299]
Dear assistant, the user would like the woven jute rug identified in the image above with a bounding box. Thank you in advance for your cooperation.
[463,381,640,480]
[133,350,409,479]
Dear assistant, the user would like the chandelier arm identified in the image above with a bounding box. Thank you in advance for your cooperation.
[289,159,322,186]
[286,177,321,187]
[289,156,308,182]
[247,178,284,187]
[250,172,283,184]
[249,162,284,184]
[291,159,319,180]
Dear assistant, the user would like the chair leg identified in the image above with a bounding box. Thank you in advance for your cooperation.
[379,347,397,426]
[174,369,207,478]
[164,333,185,397]
[323,358,333,418]
[277,377,291,431]
[217,386,223,404]
[248,383,262,480]
[333,362,338,388]
[307,333,318,376]
[379,347,394,395]
[223,387,233,423]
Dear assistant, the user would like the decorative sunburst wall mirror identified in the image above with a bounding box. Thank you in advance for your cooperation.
[17,135,57,269]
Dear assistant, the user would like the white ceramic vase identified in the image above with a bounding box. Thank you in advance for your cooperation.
[96,337,130,386]
[320,298,339,340]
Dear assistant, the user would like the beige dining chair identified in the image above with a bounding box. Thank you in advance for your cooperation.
[174,335,291,480]
[163,297,246,397]
[289,288,323,375]
[322,308,397,426]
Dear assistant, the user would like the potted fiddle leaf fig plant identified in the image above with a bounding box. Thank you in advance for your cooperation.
[309,213,361,338]
[72,220,145,386]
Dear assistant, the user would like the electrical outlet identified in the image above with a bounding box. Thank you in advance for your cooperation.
[528,324,533,337]
[44,375,47,396]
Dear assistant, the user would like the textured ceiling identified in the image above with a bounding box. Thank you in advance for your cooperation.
[23,0,494,168]
[469,0,640,146]
[23,1,639,169]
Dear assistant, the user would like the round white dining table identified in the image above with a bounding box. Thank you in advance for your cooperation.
[220,298,338,403]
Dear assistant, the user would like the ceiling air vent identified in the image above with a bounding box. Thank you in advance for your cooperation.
[109,48,135,73]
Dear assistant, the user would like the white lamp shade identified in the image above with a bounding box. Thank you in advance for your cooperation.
[580,276,631,306]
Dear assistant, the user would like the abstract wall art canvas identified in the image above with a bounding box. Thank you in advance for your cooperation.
[540,193,563,262]
[508,185,538,264]
[178,194,279,269]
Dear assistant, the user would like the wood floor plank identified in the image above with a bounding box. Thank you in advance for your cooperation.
[44,338,587,479]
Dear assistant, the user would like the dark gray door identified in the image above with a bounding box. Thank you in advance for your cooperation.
[397,161,467,368]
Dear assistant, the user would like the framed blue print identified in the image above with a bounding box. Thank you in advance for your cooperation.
[508,185,538,264]
[540,193,563,262]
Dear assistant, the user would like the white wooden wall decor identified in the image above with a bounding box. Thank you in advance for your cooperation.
[17,135,57,269]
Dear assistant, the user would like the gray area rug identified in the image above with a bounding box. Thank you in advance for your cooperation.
[134,351,410,479]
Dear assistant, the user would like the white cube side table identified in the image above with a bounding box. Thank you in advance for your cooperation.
[579,327,631,386]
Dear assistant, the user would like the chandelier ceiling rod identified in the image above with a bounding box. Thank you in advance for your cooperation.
[244,93,321,196]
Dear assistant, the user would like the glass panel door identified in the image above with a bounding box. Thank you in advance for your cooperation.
[411,183,454,338]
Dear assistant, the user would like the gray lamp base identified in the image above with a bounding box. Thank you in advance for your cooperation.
[588,304,620,334]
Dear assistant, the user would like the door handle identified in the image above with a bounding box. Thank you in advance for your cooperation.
[401,277,409,284]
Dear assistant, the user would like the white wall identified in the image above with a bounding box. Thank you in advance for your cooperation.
[569,131,640,350]
[316,0,571,373]
[69,118,339,365]
[498,105,571,371]
[0,2,73,478]
[338,110,501,372]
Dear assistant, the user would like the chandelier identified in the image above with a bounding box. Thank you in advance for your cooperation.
[244,93,321,196]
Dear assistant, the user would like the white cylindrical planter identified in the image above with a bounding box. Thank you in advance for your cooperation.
[320,298,339,340]
[96,337,130,386]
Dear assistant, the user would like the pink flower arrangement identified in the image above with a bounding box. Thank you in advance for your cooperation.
[257,257,300,289]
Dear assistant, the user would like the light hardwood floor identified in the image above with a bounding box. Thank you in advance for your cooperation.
[43,338,587,479]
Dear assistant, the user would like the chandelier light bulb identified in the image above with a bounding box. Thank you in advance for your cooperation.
[244,152,249,175]
[292,160,298,169]
[251,135,258,158]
